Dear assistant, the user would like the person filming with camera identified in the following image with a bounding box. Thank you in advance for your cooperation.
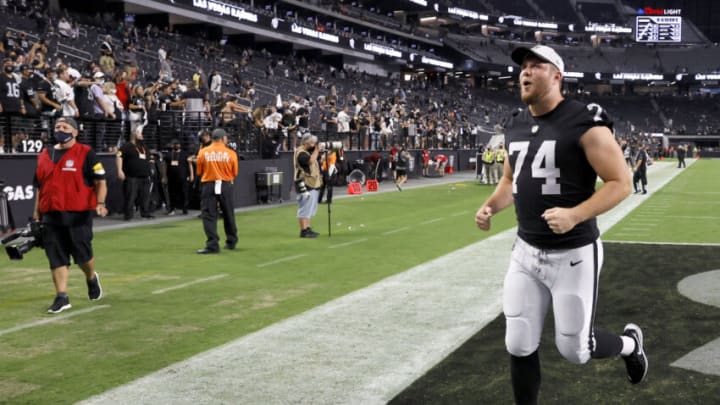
[294,134,324,238]
[33,117,107,314]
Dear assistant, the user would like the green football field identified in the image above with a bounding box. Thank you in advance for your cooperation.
[1,160,719,404]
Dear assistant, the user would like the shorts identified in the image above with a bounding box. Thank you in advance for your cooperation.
[396,169,407,177]
[297,189,320,219]
[43,222,94,269]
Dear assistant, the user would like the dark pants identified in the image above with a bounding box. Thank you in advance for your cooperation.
[168,173,190,212]
[678,155,686,168]
[633,170,647,191]
[200,181,238,251]
[123,176,151,219]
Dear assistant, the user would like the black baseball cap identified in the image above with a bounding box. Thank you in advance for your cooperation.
[56,116,79,130]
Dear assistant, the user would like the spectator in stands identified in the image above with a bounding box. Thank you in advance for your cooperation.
[263,105,282,149]
[158,44,166,63]
[280,104,297,152]
[54,65,79,118]
[36,67,59,115]
[209,70,222,101]
[128,84,146,133]
[19,64,39,116]
[89,72,115,150]
[103,82,124,121]
[112,72,129,111]
[57,17,73,38]
[182,81,211,144]
[337,105,351,149]
[99,46,115,77]
[232,63,242,92]
[0,59,25,115]
[3,30,16,53]
[158,53,172,82]
[193,65,207,89]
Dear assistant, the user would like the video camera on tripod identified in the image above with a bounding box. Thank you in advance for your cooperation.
[2,220,44,260]
[0,179,44,260]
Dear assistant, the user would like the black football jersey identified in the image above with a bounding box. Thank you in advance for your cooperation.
[0,73,23,113]
[504,98,613,249]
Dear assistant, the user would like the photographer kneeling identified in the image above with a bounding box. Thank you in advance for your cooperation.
[294,134,324,238]
[33,117,108,314]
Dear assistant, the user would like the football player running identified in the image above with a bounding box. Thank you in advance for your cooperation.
[475,45,648,405]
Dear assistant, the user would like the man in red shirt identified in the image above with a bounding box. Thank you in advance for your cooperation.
[33,117,108,314]
[435,154,448,177]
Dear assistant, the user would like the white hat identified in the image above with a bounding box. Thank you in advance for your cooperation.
[511,45,564,74]
[93,71,105,79]
[68,67,81,80]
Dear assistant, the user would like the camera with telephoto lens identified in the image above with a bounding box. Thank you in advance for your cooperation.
[319,141,343,152]
[2,220,44,260]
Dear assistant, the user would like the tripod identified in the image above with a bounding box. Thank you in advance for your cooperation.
[0,181,15,234]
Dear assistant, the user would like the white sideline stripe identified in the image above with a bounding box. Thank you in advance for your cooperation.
[256,254,308,268]
[328,239,368,249]
[382,226,410,236]
[419,218,443,225]
[450,210,471,217]
[605,240,720,247]
[0,305,110,337]
[616,227,648,231]
[78,162,685,405]
[671,215,720,220]
[151,275,228,294]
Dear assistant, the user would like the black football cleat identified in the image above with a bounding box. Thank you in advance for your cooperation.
[622,323,648,384]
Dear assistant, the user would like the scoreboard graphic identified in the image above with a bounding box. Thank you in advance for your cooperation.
[635,16,682,42]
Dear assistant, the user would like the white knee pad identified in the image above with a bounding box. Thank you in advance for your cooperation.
[554,294,591,364]
[505,317,537,357]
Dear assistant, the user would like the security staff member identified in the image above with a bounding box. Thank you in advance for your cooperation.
[33,117,107,314]
[117,127,153,220]
[165,138,194,215]
[482,146,496,184]
[196,128,238,254]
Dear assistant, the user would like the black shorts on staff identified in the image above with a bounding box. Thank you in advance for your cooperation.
[43,223,94,269]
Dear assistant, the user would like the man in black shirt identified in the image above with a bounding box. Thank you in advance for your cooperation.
[475,45,647,404]
[19,64,40,117]
[36,68,61,114]
[165,138,193,215]
[0,59,25,115]
[632,144,650,194]
[116,128,153,220]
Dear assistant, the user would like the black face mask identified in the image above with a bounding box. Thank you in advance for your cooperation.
[4,66,13,73]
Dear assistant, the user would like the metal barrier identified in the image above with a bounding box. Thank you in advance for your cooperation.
[0,112,262,156]
[0,112,484,155]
